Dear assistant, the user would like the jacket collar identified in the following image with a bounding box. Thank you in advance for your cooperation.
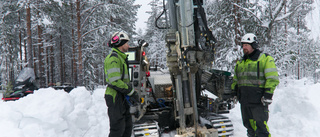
[112,48,127,60]
[242,49,261,61]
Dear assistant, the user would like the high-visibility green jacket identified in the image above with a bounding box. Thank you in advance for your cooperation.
[231,49,279,105]
[104,48,133,103]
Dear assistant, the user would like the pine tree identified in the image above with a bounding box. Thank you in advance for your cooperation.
[0,1,23,84]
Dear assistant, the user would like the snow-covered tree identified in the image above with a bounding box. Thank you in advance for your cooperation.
[205,0,315,79]
[143,0,167,68]
[81,0,139,90]
[0,0,318,89]
[0,1,23,85]
[0,0,139,90]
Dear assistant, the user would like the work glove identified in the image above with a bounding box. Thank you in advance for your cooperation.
[261,96,272,106]
[126,91,140,106]
[231,88,238,104]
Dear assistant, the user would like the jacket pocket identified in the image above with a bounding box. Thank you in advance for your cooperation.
[116,93,127,115]
[105,94,114,108]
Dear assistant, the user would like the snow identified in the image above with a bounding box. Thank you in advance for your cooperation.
[0,87,109,137]
[53,0,63,7]
[1,78,320,137]
[230,77,320,137]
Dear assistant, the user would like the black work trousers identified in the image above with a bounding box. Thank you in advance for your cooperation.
[241,105,270,137]
[105,94,132,137]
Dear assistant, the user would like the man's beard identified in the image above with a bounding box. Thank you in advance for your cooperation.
[243,49,249,55]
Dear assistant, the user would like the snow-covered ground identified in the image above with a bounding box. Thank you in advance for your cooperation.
[230,77,320,137]
[1,77,320,137]
[0,87,109,137]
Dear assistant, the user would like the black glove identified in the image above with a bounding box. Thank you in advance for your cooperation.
[261,96,272,106]
[231,89,238,104]
[126,91,140,106]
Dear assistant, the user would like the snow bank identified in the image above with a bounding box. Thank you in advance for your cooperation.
[0,87,109,137]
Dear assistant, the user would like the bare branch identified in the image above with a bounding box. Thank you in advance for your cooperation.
[79,25,109,45]
[81,3,105,29]
[231,2,263,24]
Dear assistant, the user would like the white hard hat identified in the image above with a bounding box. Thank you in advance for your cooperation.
[241,33,258,48]
[109,31,130,47]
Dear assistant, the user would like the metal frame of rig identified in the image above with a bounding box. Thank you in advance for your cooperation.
[127,0,236,136]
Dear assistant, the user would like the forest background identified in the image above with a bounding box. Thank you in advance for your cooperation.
[0,0,318,90]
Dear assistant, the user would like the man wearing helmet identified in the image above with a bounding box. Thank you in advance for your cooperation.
[231,33,279,137]
[104,31,139,137]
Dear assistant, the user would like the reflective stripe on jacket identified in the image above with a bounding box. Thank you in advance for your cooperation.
[104,48,130,103]
[231,50,279,104]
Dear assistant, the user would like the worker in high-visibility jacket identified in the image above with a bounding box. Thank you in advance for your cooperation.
[104,31,139,137]
[231,33,279,137]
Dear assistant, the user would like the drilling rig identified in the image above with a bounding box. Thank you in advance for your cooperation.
[127,0,235,136]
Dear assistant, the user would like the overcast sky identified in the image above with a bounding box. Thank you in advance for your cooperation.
[134,0,152,33]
